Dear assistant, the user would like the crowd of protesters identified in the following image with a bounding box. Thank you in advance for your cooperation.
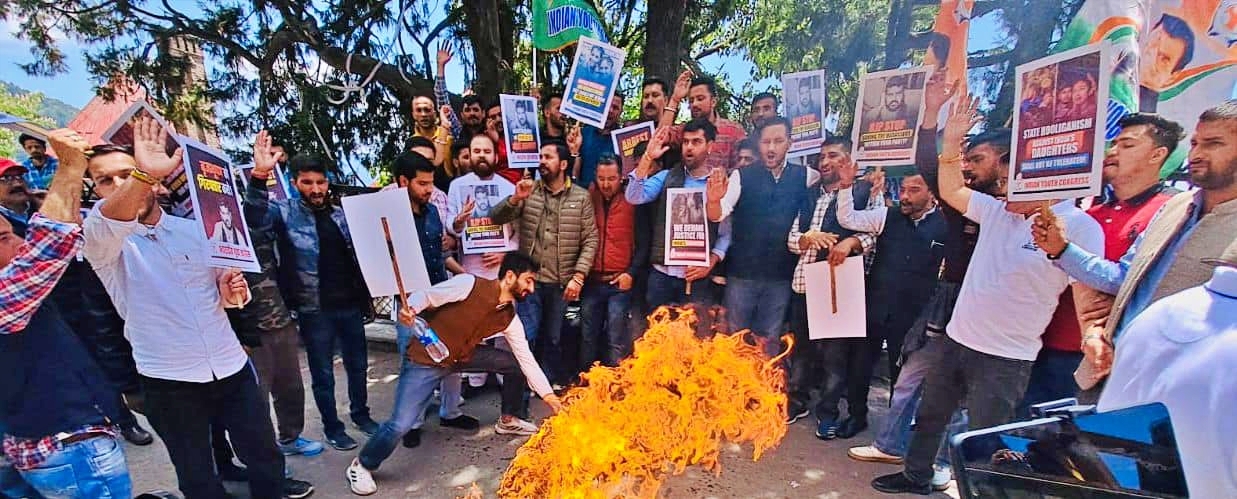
[1,40,1235,499]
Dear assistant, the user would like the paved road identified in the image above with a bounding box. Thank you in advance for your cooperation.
[124,335,959,498]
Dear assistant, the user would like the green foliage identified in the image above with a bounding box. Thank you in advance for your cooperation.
[1,81,79,127]
[0,86,56,159]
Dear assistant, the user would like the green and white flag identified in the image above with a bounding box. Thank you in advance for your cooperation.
[532,0,609,51]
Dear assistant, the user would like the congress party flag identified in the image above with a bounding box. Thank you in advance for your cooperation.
[532,0,609,52]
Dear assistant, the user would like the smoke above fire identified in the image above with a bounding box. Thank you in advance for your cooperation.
[496,306,791,498]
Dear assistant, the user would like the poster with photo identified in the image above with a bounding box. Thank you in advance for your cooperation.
[1009,44,1110,202]
[783,70,828,158]
[180,138,259,272]
[663,188,711,267]
[561,36,627,129]
[610,121,655,176]
[459,182,517,254]
[500,94,542,169]
[851,66,932,167]
[101,101,195,218]
[238,163,292,202]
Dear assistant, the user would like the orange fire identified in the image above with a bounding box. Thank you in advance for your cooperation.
[496,306,792,498]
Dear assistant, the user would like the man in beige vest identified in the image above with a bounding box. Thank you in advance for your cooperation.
[1036,100,1237,397]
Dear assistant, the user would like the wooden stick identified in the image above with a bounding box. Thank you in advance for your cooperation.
[829,263,838,314]
[381,217,409,303]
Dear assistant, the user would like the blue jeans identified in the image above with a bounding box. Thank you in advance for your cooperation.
[16,436,130,499]
[872,336,966,466]
[579,281,631,370]
[724,277,792,347]
[530,282,568,384]
[358,345,527,471]
[2,459,42,499]
[395,322,464,427]
[297,308,371,435]
[644,269,720,334]
[1017,348,1084,418]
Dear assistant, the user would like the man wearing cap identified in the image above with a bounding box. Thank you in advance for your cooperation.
[0,158,35,228]
[1097,239,1237,497]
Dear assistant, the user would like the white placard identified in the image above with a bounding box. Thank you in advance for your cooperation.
[340,188,431,297]
[805,257,866,339]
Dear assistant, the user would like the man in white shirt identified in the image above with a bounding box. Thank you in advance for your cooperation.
[872,96,1104,495]
[346,253,562,496]
[446,134,518,280]
[1098,241,1237,498]
[82,117,291,498]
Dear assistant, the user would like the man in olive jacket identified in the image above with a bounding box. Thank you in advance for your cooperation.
[491,141,599,386]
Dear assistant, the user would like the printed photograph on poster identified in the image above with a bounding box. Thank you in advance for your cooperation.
[101,101,195,218]
[239,163,292,201]
[805,258,866,340]
[783,70,828,157]
[340,188,432,297]
[500,94,542,169]
[179,138,259,272]
[561,37,627,129]
[1009,44,1109,202]
[663,188,711,267]
[852,66,932,166]
[610,121,654,176]
[459,183,517,255]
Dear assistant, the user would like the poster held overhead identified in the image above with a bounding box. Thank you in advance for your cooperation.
[805,258,866,339]
[1009,43,1110,202]
[101,101,195,217]
[340,188,432,297]
[500,94,542,169]
[663,188,711,267]
[179,137,260,272]
[852,66,933,167]
[561,36,627,129]
[610,121,655,176]
[782,70,828,158]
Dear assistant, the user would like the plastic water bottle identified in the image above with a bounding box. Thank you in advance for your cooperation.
[412,316,451,363]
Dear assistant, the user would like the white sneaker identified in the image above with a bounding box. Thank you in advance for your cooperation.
[847,445,904,465]
[931,465,953,491]
[346,458,377,496]
[495,417,539,436]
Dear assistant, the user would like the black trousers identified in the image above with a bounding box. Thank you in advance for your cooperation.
[141,364,284,499]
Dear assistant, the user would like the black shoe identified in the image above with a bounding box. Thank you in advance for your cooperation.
[836,417,869,439]
[283,478,314,498]
[440,414,480,430]
[871,472,932,495]
[786,402,810,425]
[324,431,358,451]
[217,461,249,482]
[121,423,154,446]
[354,418,380,437]
[401,429,421,448]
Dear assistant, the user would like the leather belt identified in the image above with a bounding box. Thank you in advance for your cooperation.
[57,431,112,446]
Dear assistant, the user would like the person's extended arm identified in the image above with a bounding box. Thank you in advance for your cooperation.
[936,95,981,214]
[625,169,667,205]
[489,178,533,225]
[38,129,92,224]
[707,169,741,222]
[837,186,889,234]
[434,42,463,139]
[99,117,184,224]
[658,70,692,130]
[0,215,84,334]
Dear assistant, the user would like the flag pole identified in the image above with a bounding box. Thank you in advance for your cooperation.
[532,48,539,90]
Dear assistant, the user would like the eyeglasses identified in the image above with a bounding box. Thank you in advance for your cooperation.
[0,174,26,184]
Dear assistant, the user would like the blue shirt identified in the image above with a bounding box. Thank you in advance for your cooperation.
[625,168,731,278]
[577,125,613,189]
[414,203,449,285]
[1056,190,1204,336]
[21,157,57,190]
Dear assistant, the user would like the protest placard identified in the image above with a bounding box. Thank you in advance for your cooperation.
[852,66,932,167]
[239,163,292,201]
[458,182,517,254]
[1009,44,1110,202]
[805,258,866,339]
[179,138,259,272]
[561,36,626,129]
[663,188,711,267]
[101,101,195,217]
[610,121,654,176]
[783,70,827,158]
[340,188,431,297]
[500,94,542,169]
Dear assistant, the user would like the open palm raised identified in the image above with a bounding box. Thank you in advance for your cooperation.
[133,116,184,178]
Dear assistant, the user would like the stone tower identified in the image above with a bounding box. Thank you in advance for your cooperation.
[159,35,222,150]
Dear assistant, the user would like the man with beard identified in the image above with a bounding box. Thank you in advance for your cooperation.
[346,253,564,496]
[209,202,245,244]
[749,92,779,130]
[447,134,518,280]
[541,93,567,143]
[250,151,379,451]
[637,78,671,124]
[788,77,821,123]
[659,72,748,173]
[491,143,598,388]
[1036,100,1237,401]
[865,75,910,125]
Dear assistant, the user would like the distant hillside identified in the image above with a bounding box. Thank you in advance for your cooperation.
[2,81,81,126]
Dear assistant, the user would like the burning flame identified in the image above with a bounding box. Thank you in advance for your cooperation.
[496,306,792,498]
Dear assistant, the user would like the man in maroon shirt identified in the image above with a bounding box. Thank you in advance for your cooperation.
[658,72,748,174]
[1019,113,1182,414]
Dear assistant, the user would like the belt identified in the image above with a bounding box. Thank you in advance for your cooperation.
[56,431,112,445]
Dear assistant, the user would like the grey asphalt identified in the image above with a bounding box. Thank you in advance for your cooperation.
[122,322,958,498]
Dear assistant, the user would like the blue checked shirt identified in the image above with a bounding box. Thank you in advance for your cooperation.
[20,157,58,190]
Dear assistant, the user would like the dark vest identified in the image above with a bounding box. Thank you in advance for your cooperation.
[0,302,123,439]
[866,208,948,326]
[411,278,516,367]
[649,166,720,266]
[797,182,874,263]
[729,164,812,280]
